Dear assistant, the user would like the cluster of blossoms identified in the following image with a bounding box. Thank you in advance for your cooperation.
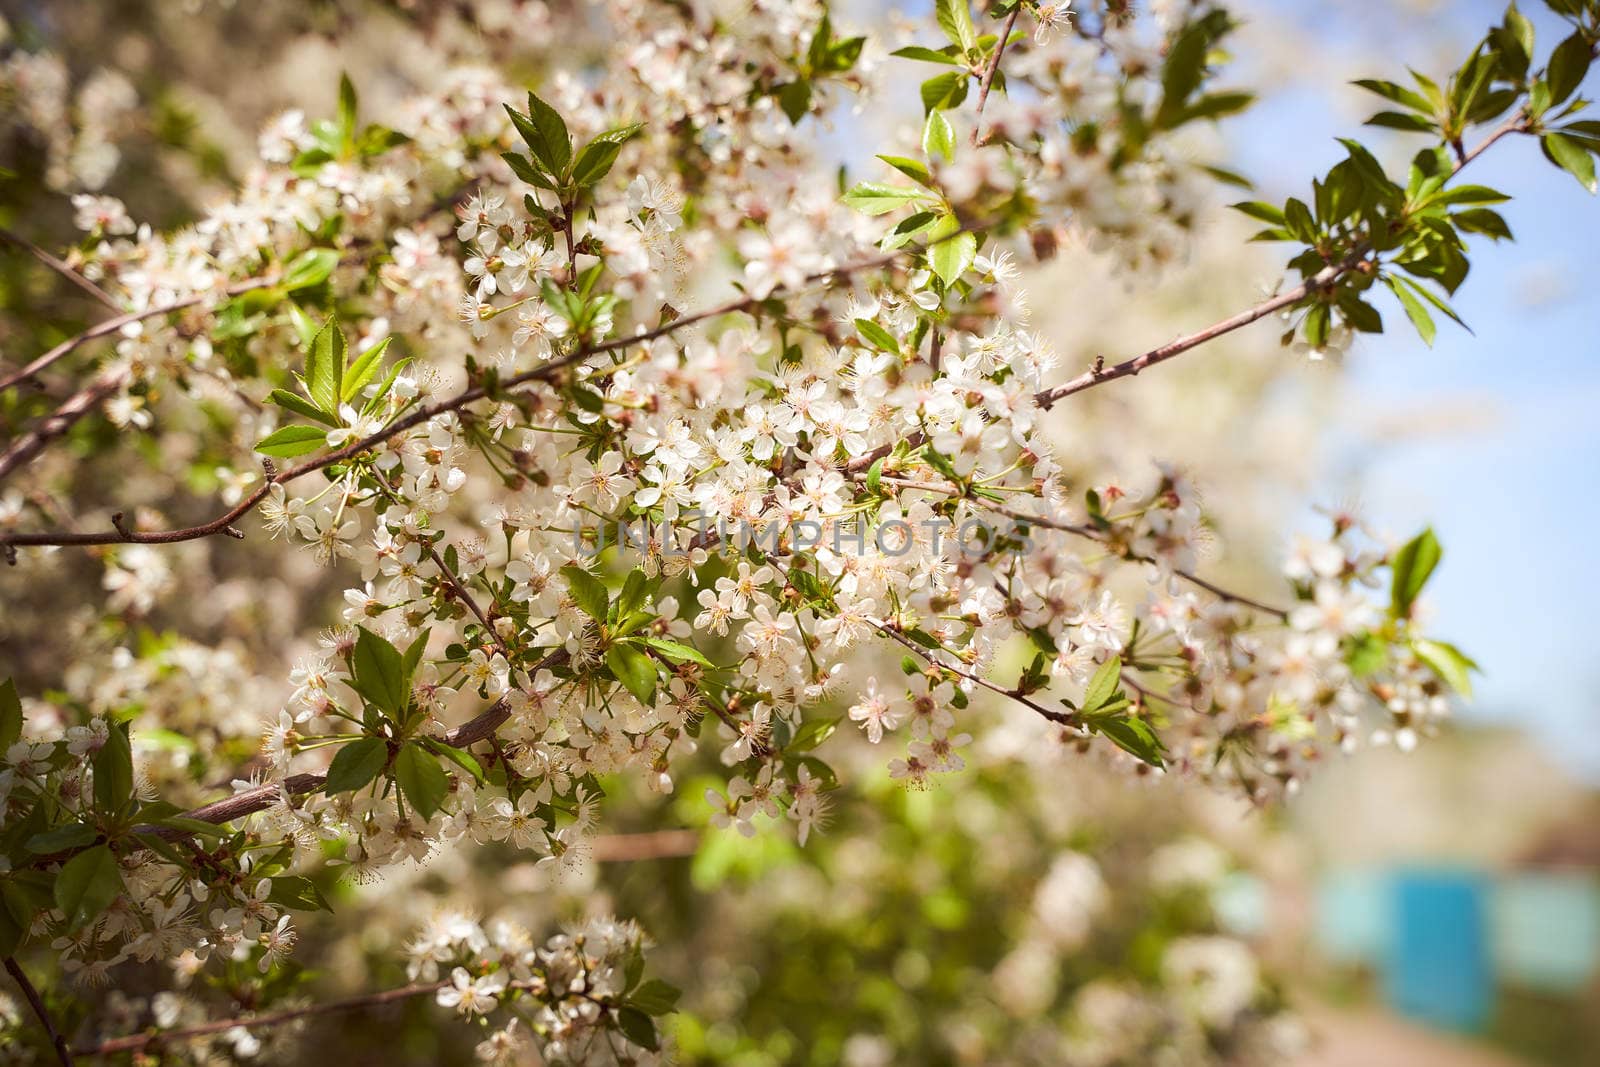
[2,0,1587,1058]
[405,912,669,1065]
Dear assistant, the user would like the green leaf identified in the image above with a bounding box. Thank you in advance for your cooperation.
[855,318,900,353]
[1412,638,1479,697]
[923,109,956,162]
[268,389,339,428]
[876,154,933,186]
[920,71,969,115]
[926,215,975,286]
[841,182,925,216]
[1385,275,1436,346]
[628,978,682,1015]
[501,150,554,189]
[1390,527,1442,618]
[26,822,97,854]
[282,248,339,291]
[254,424,328,458]
[93,721,133,815]
[324,737,389,794]
[572,138,625,187]
[267,874,333,912]
[1546,31,1593,107]
[424,738,485,784]
[617,1006,660,1052]
[1543,132,1598,194]
[892,45,961,65]
[935,0,978,52]
[1426,184,1509,206]
[305,314,347,415]
[639,637,713,668]
[341,337,392,404]
[1352,78,1434,114]
[1095,715,1167,768]
[1230,200,1286,225]
[606,644,658,704]
[0,678,20,752]
[561,565,609,621]
[1452,208,1513,240]
[866,457,884,494]
[509,92,571,176]
[338,73,359,138]
[616,569,650,621]
[54,844,124,932]
[394,744,449,821]
[1365,110,1438,133]
[786,716,840,753]
[777,80,813,124]
[353,627,409,716]
[1082,655,1123,714]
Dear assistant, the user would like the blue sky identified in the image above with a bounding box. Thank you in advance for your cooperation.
[1231,0,1600,777]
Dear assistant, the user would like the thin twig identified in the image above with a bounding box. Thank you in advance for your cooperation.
[1034,109,1529,409]
[0,226,120,312]
[76,979,452,1056]
[0,277,275,394]
[0,233,967,549]
[4,956,75,1066]
[971,7,1022,146]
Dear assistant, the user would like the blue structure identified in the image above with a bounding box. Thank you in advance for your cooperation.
[1386,870,1493,1032]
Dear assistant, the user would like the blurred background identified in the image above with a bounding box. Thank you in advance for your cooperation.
[1,0,1596,1064]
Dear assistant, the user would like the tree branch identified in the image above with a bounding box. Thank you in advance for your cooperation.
[971,7,1022,146]
[0,238,943,550]
[0,226,120,313]
[4,956,75,1066]
[0,278,275,395]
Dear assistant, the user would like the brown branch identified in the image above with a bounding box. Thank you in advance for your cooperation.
[1033,110,1529,410]
[76,979,451,1057]
[4,956,75,1066]
[0,367,130,485]
[971,7,1022,147]
[0,278,275,395]
[0,226,120,312]
[0,237,947,551]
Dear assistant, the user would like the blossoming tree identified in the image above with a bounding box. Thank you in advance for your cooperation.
[1,0,1597,1062]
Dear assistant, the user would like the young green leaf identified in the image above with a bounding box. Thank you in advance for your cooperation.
[341,337,392,405]
[92,721,133,815]
[639,637,713,668]
[282,248,339,291]
[855,318,901,353]
[923,109,956,162]
[1095,715,1167,768]
[606,643,658,703]
[876,154,933,186]
[1082,655,1123,714]
[573,138,625,187]
[353,627,409,716]
[1412,638,1479,697]
[255,424,329,458]
[1390,527,1442,617]
[1385,275,1437,346]
[841,183,926,216]
[269,389,340,427]
[926,214,975,286]
[304,314,347,415]
[935,0,977,53]
[54,844,125,932]
[561,565,609,621]
[394,744,449,821]
[324,737,389,794]
[1542,132,1597,194]
[0,678,20,752]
